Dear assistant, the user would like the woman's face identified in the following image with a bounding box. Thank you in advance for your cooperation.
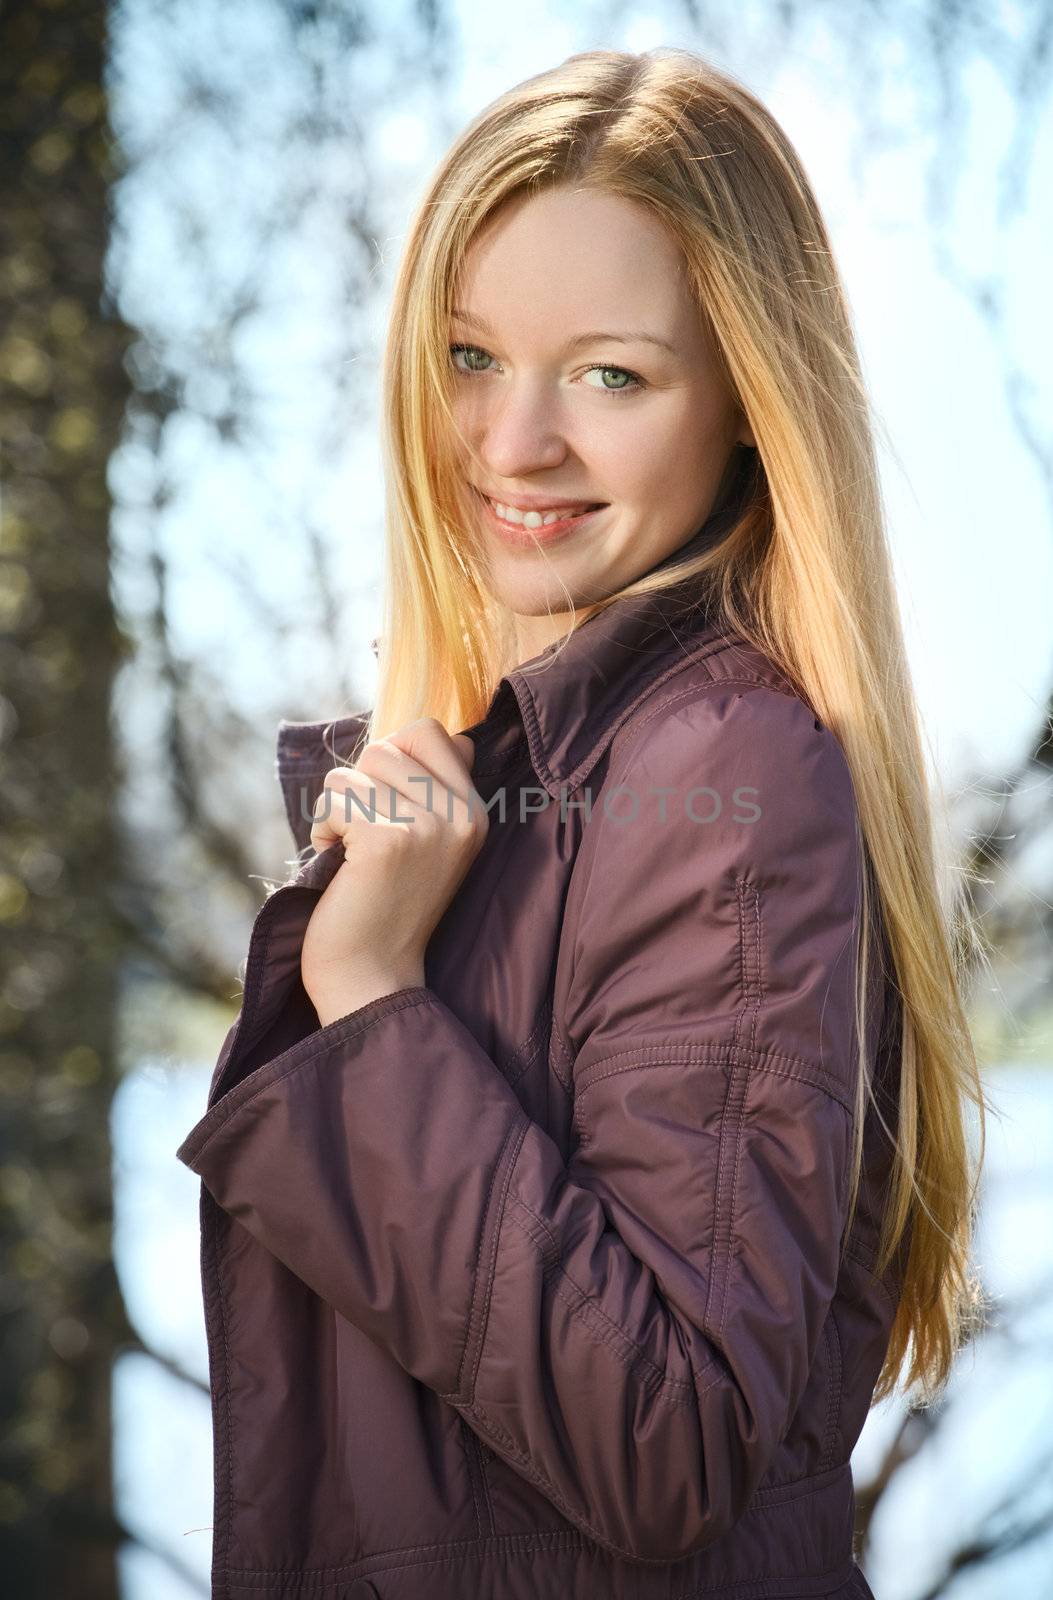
[448,185,754,664]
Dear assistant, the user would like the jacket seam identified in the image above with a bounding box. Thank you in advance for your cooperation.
[476,1434,497,1533]
[712,877,763,1341]
[558,673,810,1029]
[453,1111,532,1406]
[507,1194,726,1405]
[573,1040,854,1117]
[201,1193,235,1585]
[458,1415,494,1537]
[219,1465,850,1573]
[454,1399,847,1572]
[459,1414,480,1536]
[818,1305,844,1471]
[844,1239,900,1319]
[457,1396,658,1564]
[586,670,809,799]
[548,1016,575,1094]
[180,988,436,1159]
[472,732,533,778]
[557,637,799,795]
[501,993,553,1089]
[219,1475,853,1585]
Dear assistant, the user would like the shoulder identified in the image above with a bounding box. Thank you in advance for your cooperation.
[564,638,868,1082]
[601,635,859,858]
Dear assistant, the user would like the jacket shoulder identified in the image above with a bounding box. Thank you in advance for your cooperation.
[608,633,842,792]
[563,651,866,1098]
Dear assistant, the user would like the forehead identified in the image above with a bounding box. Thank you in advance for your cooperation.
[453,188,695,338]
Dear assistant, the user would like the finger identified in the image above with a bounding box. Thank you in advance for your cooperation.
[357,728,483,830]
[310,766,411,852]
[385,722,484,822]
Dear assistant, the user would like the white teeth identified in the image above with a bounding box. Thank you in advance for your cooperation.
[490,499,594,528]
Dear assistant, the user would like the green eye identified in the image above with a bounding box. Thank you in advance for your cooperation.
[582,365,642,395]
[448,343,645,398]
[450,343,493,373]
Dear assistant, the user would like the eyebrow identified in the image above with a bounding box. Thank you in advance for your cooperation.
[450,308,677,355]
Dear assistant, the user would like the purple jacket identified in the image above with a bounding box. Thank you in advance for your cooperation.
[176,526,906,1600]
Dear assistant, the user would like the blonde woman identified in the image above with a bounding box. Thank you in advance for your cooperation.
[177,46,989,1600]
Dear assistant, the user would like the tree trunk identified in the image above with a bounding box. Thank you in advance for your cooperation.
[0,2,134,1595]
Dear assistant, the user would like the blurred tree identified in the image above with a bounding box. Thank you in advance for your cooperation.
[0,2,136,1596]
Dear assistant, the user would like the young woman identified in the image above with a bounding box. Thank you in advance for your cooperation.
[177,46,989,1600]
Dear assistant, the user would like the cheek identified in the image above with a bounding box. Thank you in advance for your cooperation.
[605,427,699,513]
[571,413,666,494]
[624,405,732,513]
[447,389,482,451]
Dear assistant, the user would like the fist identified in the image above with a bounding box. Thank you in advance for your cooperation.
[300,718,489,1024]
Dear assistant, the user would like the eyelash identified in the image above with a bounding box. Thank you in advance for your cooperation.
[448,343,646,398]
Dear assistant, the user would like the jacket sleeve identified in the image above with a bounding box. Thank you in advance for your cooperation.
[175,684,866,1564]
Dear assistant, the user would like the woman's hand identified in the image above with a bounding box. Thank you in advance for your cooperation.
[300,719,489,1026]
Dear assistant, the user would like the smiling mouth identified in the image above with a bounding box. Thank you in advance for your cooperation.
[480,492,607,527]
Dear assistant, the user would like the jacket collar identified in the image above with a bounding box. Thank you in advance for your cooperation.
[464,507,735,797]
[276,499,740,822]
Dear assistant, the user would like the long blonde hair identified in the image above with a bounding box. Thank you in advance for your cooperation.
[368,46,992,1407]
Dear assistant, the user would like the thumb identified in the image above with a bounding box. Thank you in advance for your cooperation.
[450,732,476,770]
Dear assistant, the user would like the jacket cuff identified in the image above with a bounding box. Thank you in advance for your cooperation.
[176,984,432,1165]
[175,984,530,1399]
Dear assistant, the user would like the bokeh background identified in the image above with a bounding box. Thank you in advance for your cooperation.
[2,2,1052,1596]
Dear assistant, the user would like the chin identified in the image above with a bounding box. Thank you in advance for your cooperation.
[489,583,580,620]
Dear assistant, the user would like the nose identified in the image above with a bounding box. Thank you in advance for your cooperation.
[474,383,569,479]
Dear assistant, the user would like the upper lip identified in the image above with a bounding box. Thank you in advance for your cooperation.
[473,486,605,513]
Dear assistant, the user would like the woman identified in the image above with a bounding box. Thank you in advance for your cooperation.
[176,46,989,1600]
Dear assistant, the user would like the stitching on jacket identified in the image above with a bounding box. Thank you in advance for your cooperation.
[500,994,552,1090]
[599,674,809,799]
[548,1016,575,1094]
[700,878,757,1343]
[549,1270,729,1410]
[224,1525,595,1578]
[557,673,802,1018]
[182,989,436,1156]
[459,1399,655,1563]
[454,1396,846,1574]
[557,674,814,1062]
[844,1240,899,1319]
[472,734,533,778]
[202,1195,235,1582]
[506,1192,727,1404]
[219,1474,853,1584]
[548,1270,697,1409]
[222,1548,857,1595]
[573,1039,854,1116]
[476,1435,497,1534]
[818,1306,844,1472]
[719,879,763,1340]
[460,1416,498,1537]
[218,1541,856,1594]
[458,1416,483,1538]
[454,1111,530,1404]
[559,638,801,794]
